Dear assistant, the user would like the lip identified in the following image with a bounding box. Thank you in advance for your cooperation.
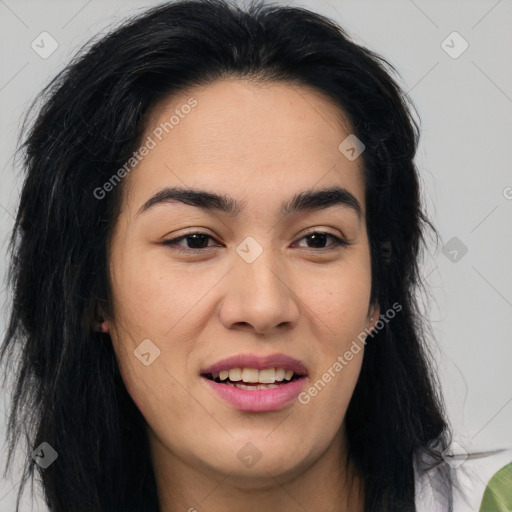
[201,352,308,376]
[201,375,309,412]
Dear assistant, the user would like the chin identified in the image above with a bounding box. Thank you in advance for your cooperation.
[197,439,314,484]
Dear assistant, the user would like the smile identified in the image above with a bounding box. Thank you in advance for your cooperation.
[204,367,301,388]
[201,374,308,412]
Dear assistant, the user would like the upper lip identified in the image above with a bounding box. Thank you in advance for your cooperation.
[201,353,308,376]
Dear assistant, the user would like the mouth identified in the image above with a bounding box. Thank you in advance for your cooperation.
[199,354,309,412]
[201,367,305,389]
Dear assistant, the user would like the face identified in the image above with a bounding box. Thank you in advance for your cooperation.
[107,78,379,486]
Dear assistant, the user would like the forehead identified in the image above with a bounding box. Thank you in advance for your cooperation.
[122,78,365,217]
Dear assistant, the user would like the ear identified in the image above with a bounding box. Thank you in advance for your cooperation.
[367,303,380,330]
[94,303,110,333]
[98,320,110,333]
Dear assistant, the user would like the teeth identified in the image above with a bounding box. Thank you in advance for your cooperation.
[213,367,299,383]
[229,382,280,390]
[258,368,275,383]
[275,368,285,381]
[228,368,242,381]
[242,368,259,383]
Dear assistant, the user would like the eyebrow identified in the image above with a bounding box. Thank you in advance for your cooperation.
[137,185,363,221]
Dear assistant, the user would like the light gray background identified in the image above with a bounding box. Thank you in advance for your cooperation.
[1,0,511,510]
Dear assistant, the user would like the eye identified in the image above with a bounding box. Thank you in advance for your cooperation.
[162,230,350,254]
[293,231,349,251]
[162,232,218,253]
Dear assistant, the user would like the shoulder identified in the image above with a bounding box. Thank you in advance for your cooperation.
[413,450,512,512]
[479,461,512,512]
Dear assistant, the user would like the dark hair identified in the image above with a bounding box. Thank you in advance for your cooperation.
[1,0,460,510]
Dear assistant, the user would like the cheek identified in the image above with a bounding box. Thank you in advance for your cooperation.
[115,250,225,331]
[295,262,370,419]
[113,340,193,430]
[304,263,372,339]
[110,259,188,341]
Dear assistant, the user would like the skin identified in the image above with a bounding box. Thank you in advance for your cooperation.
[106,78,380,512]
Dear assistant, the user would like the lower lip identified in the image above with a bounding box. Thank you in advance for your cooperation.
[201,376,308,412]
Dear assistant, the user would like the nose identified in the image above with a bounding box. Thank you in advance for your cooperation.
[218,246,300,335]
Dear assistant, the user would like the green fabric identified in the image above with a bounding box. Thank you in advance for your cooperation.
[479,462,512,512]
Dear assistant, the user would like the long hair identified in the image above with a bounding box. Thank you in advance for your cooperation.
[1,0,457,510]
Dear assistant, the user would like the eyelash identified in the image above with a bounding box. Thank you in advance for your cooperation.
[162,230,350,254]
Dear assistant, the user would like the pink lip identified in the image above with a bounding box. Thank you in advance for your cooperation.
[201,375,308,412]
[201,353,308,376]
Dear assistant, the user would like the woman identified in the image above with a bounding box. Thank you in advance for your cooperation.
[0,0,469,510]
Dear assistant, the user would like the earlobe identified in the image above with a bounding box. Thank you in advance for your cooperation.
[95,303,110,333]
[368,304,380,330]
[94,319,110,333]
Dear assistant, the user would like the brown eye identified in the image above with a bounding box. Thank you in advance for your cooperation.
[162,230,349,255]
[294,231,349,250]
[162,232,218,253]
